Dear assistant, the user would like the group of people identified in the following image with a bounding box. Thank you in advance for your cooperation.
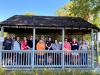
[2,34,89,65]
[64,36,89,65]
[3,35,33,50]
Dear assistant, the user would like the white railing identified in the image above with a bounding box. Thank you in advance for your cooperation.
[0,50,93,69]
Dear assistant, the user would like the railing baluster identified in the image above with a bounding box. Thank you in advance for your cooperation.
[0,50,93,69]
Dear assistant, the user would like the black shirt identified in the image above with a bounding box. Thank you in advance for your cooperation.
[46,41,52,50]
[71,43,79,50]
[27,40,33,48]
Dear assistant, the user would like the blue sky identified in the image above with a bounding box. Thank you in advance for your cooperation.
[0,0,69,21]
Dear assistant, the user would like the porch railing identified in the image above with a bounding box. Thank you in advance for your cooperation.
[0,50,93,70]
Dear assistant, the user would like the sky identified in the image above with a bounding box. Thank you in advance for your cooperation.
[0,0,69,21]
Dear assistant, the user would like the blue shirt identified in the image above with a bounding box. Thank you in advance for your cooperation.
[51,43,62,50]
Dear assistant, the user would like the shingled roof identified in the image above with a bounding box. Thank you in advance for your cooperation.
[0,15,99,30]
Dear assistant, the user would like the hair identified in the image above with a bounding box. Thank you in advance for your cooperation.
[15,36,20,41]
[72,38,78,44]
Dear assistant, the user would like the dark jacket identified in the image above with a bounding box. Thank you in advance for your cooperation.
[71,43,79,50]
[3,39,12,50]
[27,40,33,49]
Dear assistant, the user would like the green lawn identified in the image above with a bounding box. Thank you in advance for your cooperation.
[0,68,99,75]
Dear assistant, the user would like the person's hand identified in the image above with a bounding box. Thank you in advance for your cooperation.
[27,46,30,49]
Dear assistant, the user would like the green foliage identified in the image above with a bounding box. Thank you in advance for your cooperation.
[56,0,100,27]
[24,12,37,16]
[0,68,99,75]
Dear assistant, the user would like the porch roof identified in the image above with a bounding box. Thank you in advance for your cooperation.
[0,15,99,30]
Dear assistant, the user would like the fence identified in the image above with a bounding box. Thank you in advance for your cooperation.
[0,50,93,70]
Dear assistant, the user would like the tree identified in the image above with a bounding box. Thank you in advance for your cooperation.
[24,12,37,16]
[56,0,100,27]
[56,2,74,16]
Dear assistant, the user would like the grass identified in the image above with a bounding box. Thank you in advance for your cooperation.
[0,68,99,75]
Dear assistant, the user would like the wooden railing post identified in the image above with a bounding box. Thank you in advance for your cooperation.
[62,28,65,69]
[32,28,36,69]
[0,26,4,67]
[91,29,94,68]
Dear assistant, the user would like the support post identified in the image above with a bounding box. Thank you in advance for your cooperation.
[96,32,99,66]
[0,26,4,67]
[1,26,4,37]
[91,29,94,68]
[32,28,36,69]
[62,28,65,69]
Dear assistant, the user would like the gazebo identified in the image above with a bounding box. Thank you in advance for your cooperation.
[0,15,99,70]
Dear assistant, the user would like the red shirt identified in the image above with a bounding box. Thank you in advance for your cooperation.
[64,41,71,50]
[21,40,27,50]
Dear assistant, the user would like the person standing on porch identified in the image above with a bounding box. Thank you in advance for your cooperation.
[79,35,89,46]
[36,39,45,65]
[21,37,28,65]
[27,36,33,50]
[3,35,12,65]
[46,37,52,50]
[10,34,15,50]
[13,36,21,65]
[51,40,62,65]
[71,38,79,65]
[79,35,88,65]
[64,38,71,65]
[3,35,12,50]
[46,37,53,65]
[14,36,21,50]
[79,40,88,65]
[21,37,28,50]
[27,36,33,65]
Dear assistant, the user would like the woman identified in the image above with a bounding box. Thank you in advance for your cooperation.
[71,38,79,65]
[27,36,33,65]
[3,36,12,50]
[13,36,21,50]
[3,35,12,65]
[46,37,53,64]
[51,40,62,65]
[79,40,88,65]
[36,39,45,65]
[21,37,28,65]
[13,36,21,65]
[64,38,71,65]
[27,36,33,50]
[21,37,28,50]
[46,37,52,50]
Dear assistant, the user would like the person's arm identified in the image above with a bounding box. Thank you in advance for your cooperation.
[2,41,5,50]
[78,45,81,51]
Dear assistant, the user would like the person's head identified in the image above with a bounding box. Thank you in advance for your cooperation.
[55,40,58,44]
[10,34,15,39]
[16,36,20,41]
[64,38,68,42]
[23,37,27,40]
[39,40,44,44]
[6,35,10,39]
[48,37,51,41]
[29,36,33,40]
[82,40,85,45]
[72,38,77,44]
[41,35,44,41]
